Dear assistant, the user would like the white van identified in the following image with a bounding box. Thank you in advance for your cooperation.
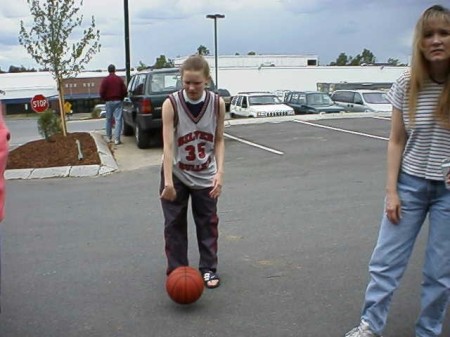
[331,90,392,113]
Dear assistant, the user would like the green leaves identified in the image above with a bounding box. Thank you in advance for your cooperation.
[18,0,101,79]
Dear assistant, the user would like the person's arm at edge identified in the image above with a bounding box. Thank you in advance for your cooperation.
[160,99,177,201]
[385,106,407,224]
[210,98,226,198]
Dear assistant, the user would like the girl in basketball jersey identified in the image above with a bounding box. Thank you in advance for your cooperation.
[160,55,225,289]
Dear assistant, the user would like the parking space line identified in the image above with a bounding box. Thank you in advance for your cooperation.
[224,132,284,155]
[372,116,391,121]
[292,120,389,141]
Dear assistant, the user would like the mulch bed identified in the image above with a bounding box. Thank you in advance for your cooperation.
[7,132,101,170]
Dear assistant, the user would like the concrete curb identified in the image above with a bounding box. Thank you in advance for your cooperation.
[5,132,118,180]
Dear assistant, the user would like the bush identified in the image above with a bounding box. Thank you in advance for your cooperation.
[37,110,62,141]
[91,108,100,119]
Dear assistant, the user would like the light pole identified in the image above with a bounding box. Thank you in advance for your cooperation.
[124,0,131,84]
[206,14,225,91]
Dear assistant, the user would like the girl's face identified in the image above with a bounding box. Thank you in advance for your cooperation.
[421,18,450,63]
[182,70,209,101]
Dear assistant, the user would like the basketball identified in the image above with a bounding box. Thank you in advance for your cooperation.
[166,266,204,304]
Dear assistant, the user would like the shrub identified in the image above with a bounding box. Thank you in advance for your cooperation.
[91,107,100,119]
[37,110,62,141]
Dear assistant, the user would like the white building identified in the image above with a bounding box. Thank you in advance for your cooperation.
[1,55,409,114]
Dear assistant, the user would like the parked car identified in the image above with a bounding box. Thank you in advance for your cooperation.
[272,89,292,102]
[122,68,216,149]
[331,90,392,113]
[284,91,345,114]
[94,104,107,118]
[229,92,294,118]
[217,89,231,112]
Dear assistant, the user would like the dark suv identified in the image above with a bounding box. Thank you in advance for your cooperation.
[122,68,216,149]
[122,68,181,148]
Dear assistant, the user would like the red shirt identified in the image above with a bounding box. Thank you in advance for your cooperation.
[99,73,127,101]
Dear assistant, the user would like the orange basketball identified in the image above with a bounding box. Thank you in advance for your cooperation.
[166,266,204,304]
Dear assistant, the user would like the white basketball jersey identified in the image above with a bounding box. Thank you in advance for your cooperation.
[168,90,219,188]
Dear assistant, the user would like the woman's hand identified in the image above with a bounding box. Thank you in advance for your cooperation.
[385,191,401,224]
[160,185,177,201]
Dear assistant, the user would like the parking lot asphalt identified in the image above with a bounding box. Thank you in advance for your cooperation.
[1,115,449,337]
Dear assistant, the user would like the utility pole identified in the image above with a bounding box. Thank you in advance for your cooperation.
[206,14,225,90]
[124,0,131,84]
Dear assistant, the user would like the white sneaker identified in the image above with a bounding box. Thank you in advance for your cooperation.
[344,320,381,337]
[114,139,121,145]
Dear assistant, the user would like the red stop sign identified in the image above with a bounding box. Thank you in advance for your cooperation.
[31,94,49,113]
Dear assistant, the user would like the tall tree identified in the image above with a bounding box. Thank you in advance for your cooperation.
[360,48,376,64]
[19,0,100,136]
[330,52,349,66]
[153,55,174,69]
[197,45,210,56]
[387,58,400,66]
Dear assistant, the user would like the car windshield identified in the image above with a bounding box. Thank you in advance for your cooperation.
[149,73,182,93]
[306,93,333,106]
[362,92,390,104]
[248,95,281,105]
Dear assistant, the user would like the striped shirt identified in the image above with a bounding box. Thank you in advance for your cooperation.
[387,71,450,181]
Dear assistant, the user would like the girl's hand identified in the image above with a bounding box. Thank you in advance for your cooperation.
[160,185,177,201]
[209,172,223,199]
[385,191,401,224]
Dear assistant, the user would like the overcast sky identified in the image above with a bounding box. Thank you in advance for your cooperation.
[0,0,440,71]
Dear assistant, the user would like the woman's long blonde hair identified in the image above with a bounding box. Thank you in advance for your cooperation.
[409,5,450,128]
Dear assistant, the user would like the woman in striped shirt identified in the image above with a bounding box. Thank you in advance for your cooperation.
[345,5,450,337]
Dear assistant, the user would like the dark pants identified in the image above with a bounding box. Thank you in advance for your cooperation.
[160,172,219,275]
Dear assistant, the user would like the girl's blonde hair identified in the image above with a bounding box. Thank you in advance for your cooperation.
[409,5,450,128]
[181,54,211,79]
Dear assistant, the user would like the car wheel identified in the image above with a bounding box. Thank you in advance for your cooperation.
[135,122,151,149]
[230,112,236,118]
[123,121,134,136]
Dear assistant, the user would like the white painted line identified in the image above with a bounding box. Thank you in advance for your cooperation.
[224,132,284,155]
[372,116,391,121]
[292,120,389,141]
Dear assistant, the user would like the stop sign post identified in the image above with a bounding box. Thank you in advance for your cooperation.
[31,94,49,113]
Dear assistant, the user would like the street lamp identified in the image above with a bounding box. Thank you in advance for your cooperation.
[206,14,225,91]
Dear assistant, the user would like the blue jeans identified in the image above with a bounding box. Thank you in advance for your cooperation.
[361,171,450,337]
[105,100,123,141]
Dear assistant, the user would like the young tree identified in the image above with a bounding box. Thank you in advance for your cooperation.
[153,55,174,69]
[136,61,148,71]
[197,45,210,56]
[19,0,100,136]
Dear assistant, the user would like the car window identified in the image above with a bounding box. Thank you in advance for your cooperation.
[354,93,364,105]
[218,89,230,96]
[231,96,238,105]
[289,93,299,104]
[306,93,333,106]
[334,91,354,103]
[248,95,281,105]
[362,92,390,104]
[148,72,182,93]
[127,76,136,93]
[132,74,146,95]
[298,93,306,104]
[236,96,243,107]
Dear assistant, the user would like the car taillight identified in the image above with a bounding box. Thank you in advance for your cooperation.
[140,98,153,114]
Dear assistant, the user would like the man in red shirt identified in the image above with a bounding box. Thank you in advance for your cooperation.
[99,64,127,145]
